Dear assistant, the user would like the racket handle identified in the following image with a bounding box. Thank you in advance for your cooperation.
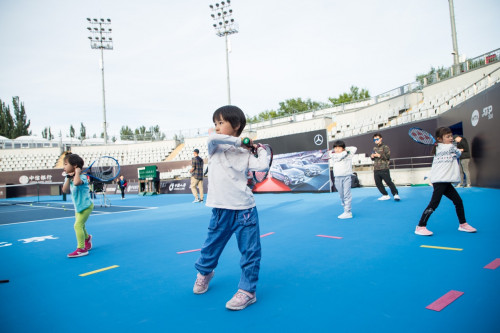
[242,137,251,147]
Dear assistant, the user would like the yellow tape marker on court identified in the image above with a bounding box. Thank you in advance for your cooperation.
[79,265,119,277]
[420,245,463,251]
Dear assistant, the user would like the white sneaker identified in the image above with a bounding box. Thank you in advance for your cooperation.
[338,212,353,219]
[378,195,390,201]
[394,194,400,201]
[192,199,200,203]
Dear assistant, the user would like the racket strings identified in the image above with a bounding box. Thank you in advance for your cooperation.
[410,129,434,145]
[91,157,118,181]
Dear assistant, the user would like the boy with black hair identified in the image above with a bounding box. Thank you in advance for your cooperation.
[330,140,357,219]
[193,105,270,311]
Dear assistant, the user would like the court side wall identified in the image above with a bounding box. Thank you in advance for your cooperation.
[438,83,500,188]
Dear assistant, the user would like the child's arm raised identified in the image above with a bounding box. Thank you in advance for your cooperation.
[207,134,242,155]
[72,167,83,186]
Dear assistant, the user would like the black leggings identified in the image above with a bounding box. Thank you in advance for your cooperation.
[418,183,466,227]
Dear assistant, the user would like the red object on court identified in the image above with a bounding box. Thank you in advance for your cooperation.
[426,290,464,311]
[484,258,500,269]
[253,177,291,192]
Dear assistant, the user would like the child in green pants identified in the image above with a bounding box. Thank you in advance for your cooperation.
[62,153,94,258]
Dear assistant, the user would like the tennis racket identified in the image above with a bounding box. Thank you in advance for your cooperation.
[251,144,273,183]
[83,156,121,182]
[408,127,436,145]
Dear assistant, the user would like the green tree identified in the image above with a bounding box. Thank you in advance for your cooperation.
[328,86,370,105]
[134,126,147,141]
[0,98,21,138]
[12,96,31,137]
[149,125,165,140]
[248,98,328,123]
[42,127,54,140]
[79,123,87,141]
[120,125,134,140]
[416,66,450,86]
[0,100,8,137]
[69,125,75,138]
[0,100,15,138]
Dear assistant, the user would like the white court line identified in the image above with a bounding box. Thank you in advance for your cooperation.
[0,206,158,227]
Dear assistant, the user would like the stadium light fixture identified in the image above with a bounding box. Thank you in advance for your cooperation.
[86,17,113,145]
[448,0,460,75]
[209,1,239,105]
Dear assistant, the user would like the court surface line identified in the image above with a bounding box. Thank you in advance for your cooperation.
[316,234,343,239]
[0,207,158,227]
[79,265,119,277]
[420,245,463,251]
[177,249,201,254]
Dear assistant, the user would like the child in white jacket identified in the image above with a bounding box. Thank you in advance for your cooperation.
[415,127,477,236]
[329,140,357,219]
[193,105,270,311]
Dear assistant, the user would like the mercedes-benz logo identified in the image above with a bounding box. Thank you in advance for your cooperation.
[314,134,324,146]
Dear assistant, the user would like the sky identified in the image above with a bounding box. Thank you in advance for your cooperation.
[0,0,499,140]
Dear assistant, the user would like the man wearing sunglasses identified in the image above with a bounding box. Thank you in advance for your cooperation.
[370,133,400,201]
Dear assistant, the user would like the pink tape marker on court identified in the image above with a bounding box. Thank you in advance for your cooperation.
[177,249,201,254]
[316,235,343,239]
[260,232,275,238]
[484,258,500,270]
[426,290,464,311]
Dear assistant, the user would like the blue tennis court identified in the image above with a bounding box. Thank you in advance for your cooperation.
[1,187,499,332]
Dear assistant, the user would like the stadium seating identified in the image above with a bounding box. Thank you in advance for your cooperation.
[1,53,499,176]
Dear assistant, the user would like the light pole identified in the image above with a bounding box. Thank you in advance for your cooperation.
[448,0,460,75]
[86,18,113,144]
[209,1,238,105]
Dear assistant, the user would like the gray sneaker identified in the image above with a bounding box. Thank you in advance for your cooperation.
[226,290,257,311]
[193,271,214,294]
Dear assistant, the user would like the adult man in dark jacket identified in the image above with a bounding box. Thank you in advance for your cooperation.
[190,149,205,202]
[454,135,471,187]
[370,133,400,201]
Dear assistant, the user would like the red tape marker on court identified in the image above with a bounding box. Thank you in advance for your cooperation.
[316,235,343,239]
[260,232,275,238]
[426,290,464,311]
[177,249,201,254]
[484,258,500,270]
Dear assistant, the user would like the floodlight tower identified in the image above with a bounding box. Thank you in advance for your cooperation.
[86,18,113,144]
[448,0,460,75]
[209,1,238,105]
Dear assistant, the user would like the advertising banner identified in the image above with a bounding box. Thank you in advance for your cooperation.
[159,179,208,194]
[253,130,330,193]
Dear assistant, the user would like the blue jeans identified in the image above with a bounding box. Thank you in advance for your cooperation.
[195,207,261,293]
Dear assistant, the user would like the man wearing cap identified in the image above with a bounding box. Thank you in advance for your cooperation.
[190,149,204,202]
[454,134,471,187]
